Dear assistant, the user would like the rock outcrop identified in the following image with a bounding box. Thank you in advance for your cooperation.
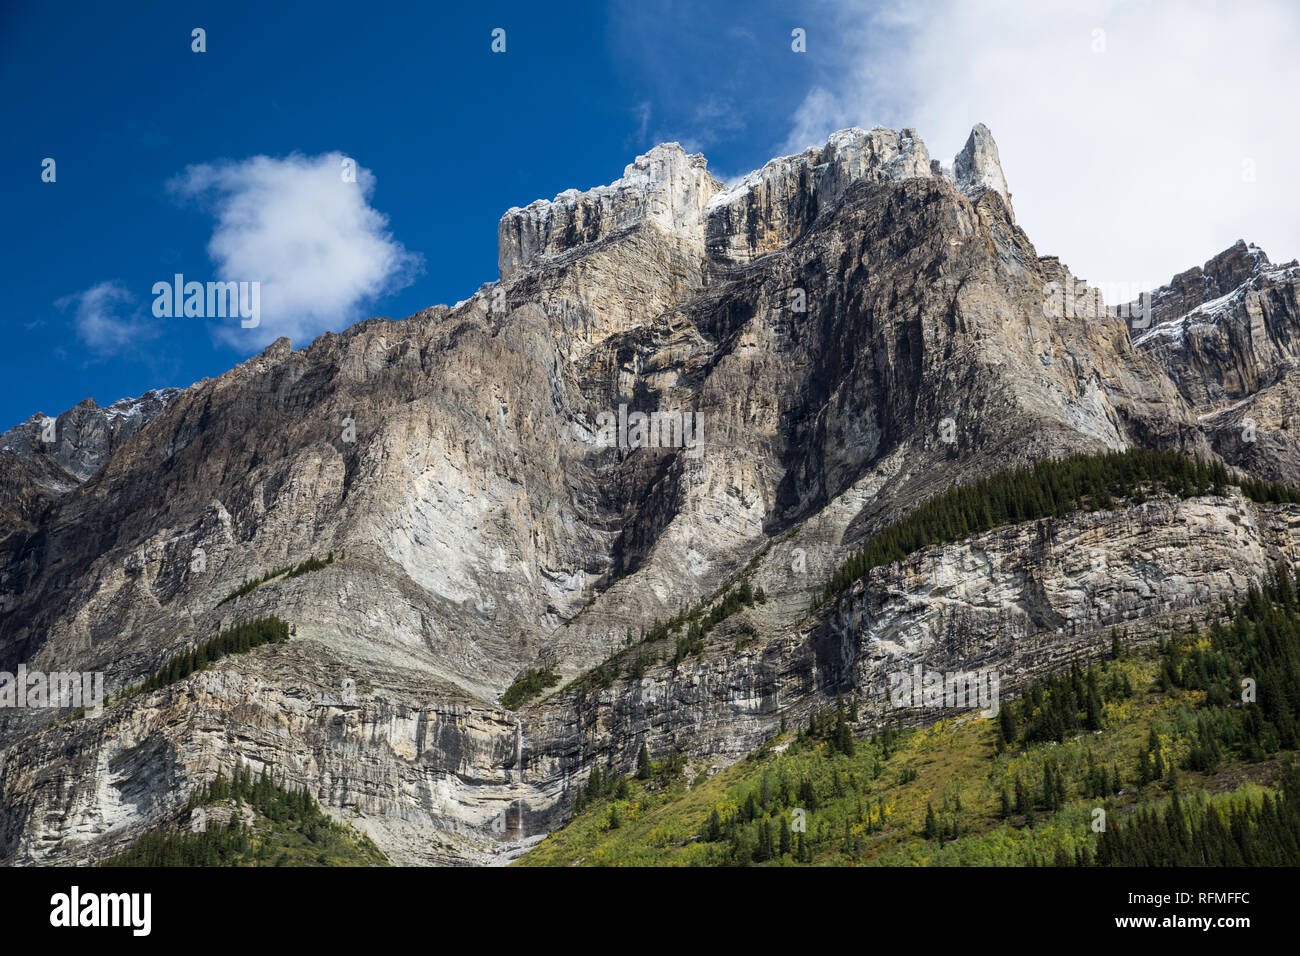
[953,122,1012,216]
[0,388,183,484]
[1134,240,1300,481]
[498,144,723,281]
[704,126,933,263]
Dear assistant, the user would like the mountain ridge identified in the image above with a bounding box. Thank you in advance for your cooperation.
[3,123,1300,866]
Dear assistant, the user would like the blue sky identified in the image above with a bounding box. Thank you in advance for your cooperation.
[0,0,816,428]
[4,0,1299,429]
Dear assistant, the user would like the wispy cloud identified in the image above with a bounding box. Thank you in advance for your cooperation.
[56,281,157,357]
[168,152,422,350]
[672,96,748,153]
[611,1,783,157]
[632,101,652,144]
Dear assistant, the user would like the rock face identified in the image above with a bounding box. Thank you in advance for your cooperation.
[704,126,934,263]
[1135,240,1300,406]
[952,123,1012,216]
[1143,240,1276,331]
[5,490,1293,864]
[0,388,183,484]
[0,124,1295,865]
[524,493,1300,794]
[1134,240,1300,481]
[498,144,723,281]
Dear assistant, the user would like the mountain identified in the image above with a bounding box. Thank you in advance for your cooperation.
[1133,241,1300,481]
[1,388,184,484]
[2,125,1298,866]
[0,388,183,558]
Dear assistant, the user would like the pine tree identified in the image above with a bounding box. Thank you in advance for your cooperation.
[1014,775,1030,816]
[923,802,938,839]
[704,808,723,842]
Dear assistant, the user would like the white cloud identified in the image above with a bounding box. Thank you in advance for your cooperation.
[168,152,421,349]
[670,96,749,154]
[633,101,652,143]
[782,0,1300,287]
[56,281,157,356]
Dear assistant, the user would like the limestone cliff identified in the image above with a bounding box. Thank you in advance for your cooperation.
[0,125,1294,865]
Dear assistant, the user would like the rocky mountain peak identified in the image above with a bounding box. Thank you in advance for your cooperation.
[497,125,947,281]
[704,125,934,263]
[1134,238,1300,413]
[1140,239,1286,333]
[0,387,182,483]
[16,119,1298,868]
[496,142,724,280]
[1201,238,1271,288]
[953,123,1012,216]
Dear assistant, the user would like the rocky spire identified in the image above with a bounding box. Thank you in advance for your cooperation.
[953,123,1012,217]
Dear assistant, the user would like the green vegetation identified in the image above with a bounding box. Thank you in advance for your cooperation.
[1237,475,1300,505]
[640,580,767,659]
[102,764,387,867]
[285,552,339,578]
[115,615,291,703]
[809,449,1280,613]
[216,551,340,606]
[501,666,561,710]
[1093,770,1300,865]
[566,579,768,698]
[1159,563,1300,754]
[996,661,1107,750]
[519,563,1300,866]
[217,567,290,606]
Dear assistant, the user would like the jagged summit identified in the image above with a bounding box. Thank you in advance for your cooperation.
[497,124,1010,275]
[702,125,935,264]
[497,143,723,280]
[704,125,932,213]
[1134,238,1300,412]
[0,386,183,483]
[502,141,720,216]
[953,122,1013,216]
[1137,239,1298,341]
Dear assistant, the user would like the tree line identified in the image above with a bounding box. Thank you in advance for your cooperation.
[118,615,291,701]
[102,763,381,867]
[811,449,1281,612]
[216,551,340,606]
[1088,771,1300,866]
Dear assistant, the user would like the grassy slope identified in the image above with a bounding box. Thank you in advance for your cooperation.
[517,637,1288,866]
[104,794,389,867]
[223,805,390,867]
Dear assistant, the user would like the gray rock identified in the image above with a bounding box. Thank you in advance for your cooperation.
[0,388,184,484]
[0,124,1291,865]
[953,123,1012,217]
